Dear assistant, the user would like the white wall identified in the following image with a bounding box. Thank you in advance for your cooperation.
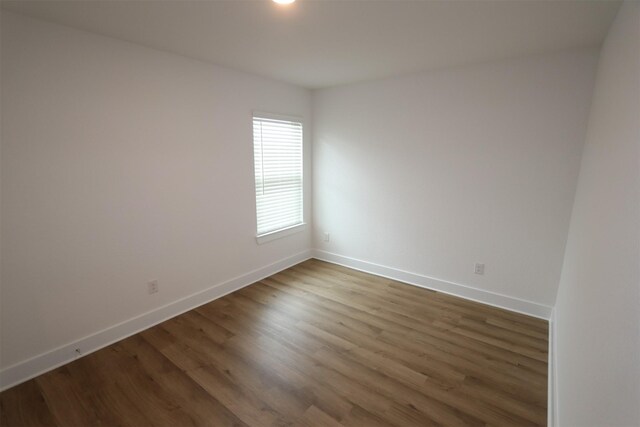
[313,50,597,308]
[554,2,640,426]
[0,12,311,371]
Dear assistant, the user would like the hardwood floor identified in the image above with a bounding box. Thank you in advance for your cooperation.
[0,259,548,426]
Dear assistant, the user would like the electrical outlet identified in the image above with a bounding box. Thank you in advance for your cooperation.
[323,232,330,242]
[148,280,159,294]
[474,263,485,275]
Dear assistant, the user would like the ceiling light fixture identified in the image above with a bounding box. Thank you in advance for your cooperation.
[272,0,295,4]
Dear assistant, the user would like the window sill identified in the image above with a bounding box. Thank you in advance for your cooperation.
[256,223,306,245]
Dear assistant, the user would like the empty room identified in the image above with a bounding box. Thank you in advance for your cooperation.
[0,0,638,426]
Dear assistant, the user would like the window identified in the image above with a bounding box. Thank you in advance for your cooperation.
[253,114,304,242]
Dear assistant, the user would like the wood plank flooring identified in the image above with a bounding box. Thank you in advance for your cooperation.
[0,259,548,426]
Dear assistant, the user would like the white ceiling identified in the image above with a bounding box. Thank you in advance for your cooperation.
[1,0,620,89]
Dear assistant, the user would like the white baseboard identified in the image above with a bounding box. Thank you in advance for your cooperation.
[312,250,553,320]
[1,248,553,393]
[0,250,313,392]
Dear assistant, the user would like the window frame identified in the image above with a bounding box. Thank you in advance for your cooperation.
[252,111,306,244]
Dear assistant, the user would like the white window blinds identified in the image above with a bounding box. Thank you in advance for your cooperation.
[253,115,303,236]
